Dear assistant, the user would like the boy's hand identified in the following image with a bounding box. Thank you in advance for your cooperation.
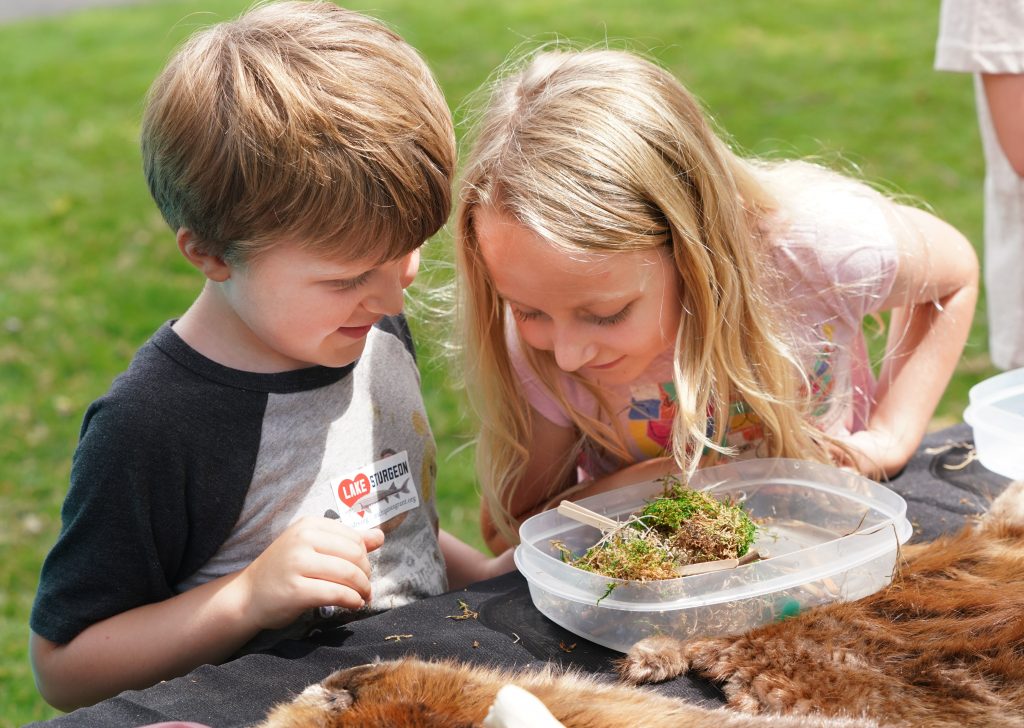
[239,517,385,629]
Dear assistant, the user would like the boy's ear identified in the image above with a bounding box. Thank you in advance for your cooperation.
[176,228,231,282]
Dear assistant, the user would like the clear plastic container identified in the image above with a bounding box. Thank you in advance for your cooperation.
[514,458,912,652]
[963,367,1024,480]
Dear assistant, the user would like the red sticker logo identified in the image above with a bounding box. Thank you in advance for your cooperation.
[337,473,371,508]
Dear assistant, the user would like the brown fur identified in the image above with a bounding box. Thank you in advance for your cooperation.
[256,658,874,727]
[257,481,1024,728]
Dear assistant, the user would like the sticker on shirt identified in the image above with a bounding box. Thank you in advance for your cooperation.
[331,450,419,529]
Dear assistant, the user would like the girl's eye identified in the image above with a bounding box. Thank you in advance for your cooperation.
[512,307,543,322]
[592,304,632,326]
[332,271,372,290]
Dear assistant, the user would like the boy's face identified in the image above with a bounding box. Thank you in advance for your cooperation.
[217,242,420,371]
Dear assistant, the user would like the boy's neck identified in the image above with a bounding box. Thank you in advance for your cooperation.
[173,284,311,374]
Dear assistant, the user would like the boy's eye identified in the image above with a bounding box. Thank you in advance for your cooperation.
[332,271,372,290]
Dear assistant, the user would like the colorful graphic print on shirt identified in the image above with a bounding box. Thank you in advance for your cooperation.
[625,382,766,460]
[807,323,837,420]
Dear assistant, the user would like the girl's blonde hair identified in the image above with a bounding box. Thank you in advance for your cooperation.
[456,49,833,546]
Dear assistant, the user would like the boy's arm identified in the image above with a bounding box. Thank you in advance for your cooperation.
[32,517,383,711]
[31,568,258,711]
[438,529,515,590]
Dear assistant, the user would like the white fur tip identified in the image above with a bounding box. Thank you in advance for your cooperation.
[482,684,566,728]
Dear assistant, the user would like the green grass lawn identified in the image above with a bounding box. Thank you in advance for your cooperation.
[0,0,996,723]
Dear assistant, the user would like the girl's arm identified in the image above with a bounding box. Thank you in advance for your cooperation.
[841,204,978,478]
[481,409,686,551]
[481,407,579,553]
[438,529,516,589]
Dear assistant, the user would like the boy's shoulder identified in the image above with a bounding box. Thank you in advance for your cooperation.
[94,315,416,422]
[372,313,416,362]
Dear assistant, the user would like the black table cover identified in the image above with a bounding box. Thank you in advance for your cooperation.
[30,424,1011,728]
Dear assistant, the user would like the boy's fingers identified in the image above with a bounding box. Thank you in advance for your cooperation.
[310,518,385,548]
[316,584,369,612]
[304,553,373,602]
[361,527,385,550]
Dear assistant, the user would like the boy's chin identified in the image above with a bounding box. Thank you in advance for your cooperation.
[317,337,369,369]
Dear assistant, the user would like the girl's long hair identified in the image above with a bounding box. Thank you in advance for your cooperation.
[456,49,833,545]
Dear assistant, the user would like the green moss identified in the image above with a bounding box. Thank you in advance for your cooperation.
[639,479,758,560]
[559,476,759,582]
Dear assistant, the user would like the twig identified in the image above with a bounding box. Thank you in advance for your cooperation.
[445,599,478,620]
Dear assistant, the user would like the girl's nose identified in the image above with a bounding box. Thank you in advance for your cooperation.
[551,326,597,372]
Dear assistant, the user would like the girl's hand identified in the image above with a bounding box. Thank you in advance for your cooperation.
[833,429,908,480]
[238,516,385,629]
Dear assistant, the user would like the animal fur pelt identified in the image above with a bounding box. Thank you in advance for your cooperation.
[255,658,875,728]
[256,480,1024,728]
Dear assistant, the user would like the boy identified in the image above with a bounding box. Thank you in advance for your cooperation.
[29,1,510,711]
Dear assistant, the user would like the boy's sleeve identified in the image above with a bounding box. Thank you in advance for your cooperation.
[30,394,191,644]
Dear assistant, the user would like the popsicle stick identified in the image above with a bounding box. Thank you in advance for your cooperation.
[676,557,740,576]
[676,549,763,577]
[557,500,619,531]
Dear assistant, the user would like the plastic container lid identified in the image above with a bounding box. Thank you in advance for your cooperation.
[963,367,1024,479]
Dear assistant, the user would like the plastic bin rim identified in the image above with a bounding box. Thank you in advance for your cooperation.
[515,515,911,611]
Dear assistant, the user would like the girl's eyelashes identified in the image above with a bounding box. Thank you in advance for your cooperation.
[509,303,633,325]
[590,303,632,326]
[511,307,544,322]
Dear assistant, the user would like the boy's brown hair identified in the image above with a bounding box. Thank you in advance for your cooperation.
[142,0,455,263]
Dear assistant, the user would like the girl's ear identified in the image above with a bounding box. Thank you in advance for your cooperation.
[176,228,231,282]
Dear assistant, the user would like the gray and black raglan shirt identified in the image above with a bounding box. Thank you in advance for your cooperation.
[31,317,447,648]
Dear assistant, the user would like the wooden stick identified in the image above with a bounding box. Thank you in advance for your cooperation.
[557,500,619,531]
[676,557,740,576]
[676,549,762,577]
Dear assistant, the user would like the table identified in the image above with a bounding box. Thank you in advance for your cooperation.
[30,424,1010,728]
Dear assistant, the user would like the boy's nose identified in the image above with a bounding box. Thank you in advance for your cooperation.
[365,250,420,315]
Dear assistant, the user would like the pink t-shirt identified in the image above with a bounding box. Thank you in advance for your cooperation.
[509,169,900,479]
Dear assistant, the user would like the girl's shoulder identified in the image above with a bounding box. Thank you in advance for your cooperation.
[758,162,901,318]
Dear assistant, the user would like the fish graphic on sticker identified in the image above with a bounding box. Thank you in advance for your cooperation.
[331,450,418,533]
[348,478,411,514]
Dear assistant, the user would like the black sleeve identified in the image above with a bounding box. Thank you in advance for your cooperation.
[31,339,265,645]
[30,391,192,644]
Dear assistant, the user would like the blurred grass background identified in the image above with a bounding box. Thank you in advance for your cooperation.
[0,0,995,723]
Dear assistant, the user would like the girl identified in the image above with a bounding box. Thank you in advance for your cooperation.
[454,49,978,552]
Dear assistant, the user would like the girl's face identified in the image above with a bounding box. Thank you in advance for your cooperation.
[476,206,681,386]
